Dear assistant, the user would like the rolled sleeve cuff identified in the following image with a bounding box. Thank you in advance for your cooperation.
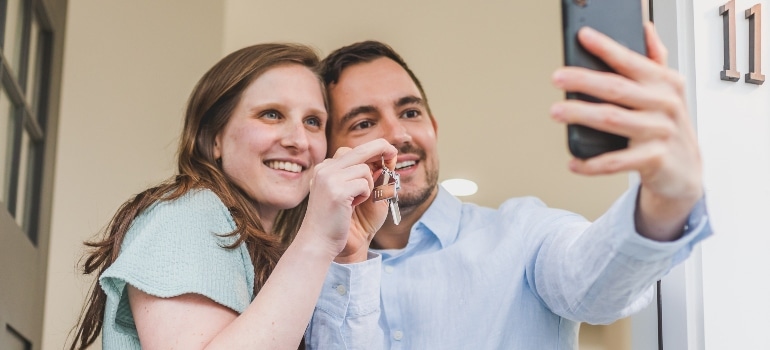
[605,187,713,263]
[315,252,382,319]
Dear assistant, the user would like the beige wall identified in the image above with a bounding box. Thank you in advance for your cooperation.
[223,1,628,217]
[42,1,224,348]
[43,1,629,349]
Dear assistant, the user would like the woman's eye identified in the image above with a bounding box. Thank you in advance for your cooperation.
[262,111,280,119]
[305,117,322,127]
[352,120,374,130]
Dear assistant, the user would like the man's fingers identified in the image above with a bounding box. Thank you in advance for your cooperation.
[553,63,687,120]
[568,141,667,176]
[553,67,670,110]
[551,100,677,140]
[644,22,668,66]
[576,26,660,82]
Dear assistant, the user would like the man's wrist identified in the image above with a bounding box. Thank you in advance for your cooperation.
[635,186,702,241]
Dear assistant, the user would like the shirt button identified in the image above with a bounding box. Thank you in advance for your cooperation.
[336,285,347,295]
[393,330,403,341]
[384,266,394,274]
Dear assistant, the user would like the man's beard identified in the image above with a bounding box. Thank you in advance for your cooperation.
[396,144,439,211]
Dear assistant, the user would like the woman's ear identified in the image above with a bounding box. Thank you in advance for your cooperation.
[213,134,222,160]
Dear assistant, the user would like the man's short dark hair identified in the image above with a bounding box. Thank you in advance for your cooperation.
[320,40,432,116]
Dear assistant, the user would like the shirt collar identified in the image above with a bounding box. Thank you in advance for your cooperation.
[415,186,463,248]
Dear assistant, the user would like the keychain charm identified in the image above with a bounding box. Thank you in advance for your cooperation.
[372,157,401,225]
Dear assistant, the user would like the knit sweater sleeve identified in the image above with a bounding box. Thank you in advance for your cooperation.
[99,189,255,338]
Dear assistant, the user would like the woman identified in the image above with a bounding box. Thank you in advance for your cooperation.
[69,43,396,349]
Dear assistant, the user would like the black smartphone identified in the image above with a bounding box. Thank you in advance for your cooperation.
[561,0,647,159]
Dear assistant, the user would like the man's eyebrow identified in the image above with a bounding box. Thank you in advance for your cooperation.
[339,105,377,126]
[395,95,424,108]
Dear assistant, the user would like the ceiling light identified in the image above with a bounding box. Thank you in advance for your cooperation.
[441,178,478,196]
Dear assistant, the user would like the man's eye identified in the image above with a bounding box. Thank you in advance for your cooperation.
[401,109,420,119]
[352,120,374,130]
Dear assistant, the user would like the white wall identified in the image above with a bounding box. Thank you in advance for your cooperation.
[41,1,224,348]
[690,0,770,348]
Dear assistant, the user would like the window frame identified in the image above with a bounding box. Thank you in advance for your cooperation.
[0,0,54,244]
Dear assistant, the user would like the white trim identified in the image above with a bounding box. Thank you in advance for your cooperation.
[630,0,705,349]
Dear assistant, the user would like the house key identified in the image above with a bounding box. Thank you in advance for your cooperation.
[372,157,401,225]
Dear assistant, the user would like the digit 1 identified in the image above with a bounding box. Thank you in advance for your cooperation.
[745,4,765,85]
[720,0,741,82]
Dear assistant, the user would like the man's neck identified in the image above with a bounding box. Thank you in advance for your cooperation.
[371,186,438,250]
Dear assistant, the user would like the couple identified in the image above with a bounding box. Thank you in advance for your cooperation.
[70,23,711,350]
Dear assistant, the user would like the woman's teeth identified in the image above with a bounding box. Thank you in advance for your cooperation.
[266,161,302,173]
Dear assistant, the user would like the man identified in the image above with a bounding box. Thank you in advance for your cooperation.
[308,24,711,349]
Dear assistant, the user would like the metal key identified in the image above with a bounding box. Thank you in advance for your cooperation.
[388,172,401,225]
[372,157,401,225]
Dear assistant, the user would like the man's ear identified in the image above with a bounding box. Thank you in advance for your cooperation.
[430,114,439,136]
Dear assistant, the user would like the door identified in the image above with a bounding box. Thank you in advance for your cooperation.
[0,0,66,349]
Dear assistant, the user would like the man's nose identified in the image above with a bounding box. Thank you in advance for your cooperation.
[281,120,309,151]
[381,115,411,146]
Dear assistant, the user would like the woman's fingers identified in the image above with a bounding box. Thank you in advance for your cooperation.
[315,138,397,203]
[331,146,352,159]
[328,139,397,170]
[313,162,374,202]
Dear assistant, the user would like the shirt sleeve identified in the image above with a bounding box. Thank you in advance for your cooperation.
[99,189,255,337]
[306,252,385,350]
[519,186,712,324]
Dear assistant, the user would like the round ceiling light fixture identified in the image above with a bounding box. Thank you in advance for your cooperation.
[440,178,478,196]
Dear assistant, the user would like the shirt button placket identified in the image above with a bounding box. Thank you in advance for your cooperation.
[335,284,347,296]
[393,330,404,341]
[382,263,402,348]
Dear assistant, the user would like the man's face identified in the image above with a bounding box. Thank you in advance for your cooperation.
[327,57,439,211]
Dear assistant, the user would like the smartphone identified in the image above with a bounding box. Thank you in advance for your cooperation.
[561,0,647,159]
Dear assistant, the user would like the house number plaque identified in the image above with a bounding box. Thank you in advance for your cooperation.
[720,0,765,85]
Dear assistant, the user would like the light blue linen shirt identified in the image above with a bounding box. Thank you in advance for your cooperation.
[312,186,711,349]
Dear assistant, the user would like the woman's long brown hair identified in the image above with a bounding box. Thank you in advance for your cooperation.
[68,43,324,350]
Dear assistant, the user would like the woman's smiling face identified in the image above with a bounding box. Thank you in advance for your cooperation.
[214,63,327,226]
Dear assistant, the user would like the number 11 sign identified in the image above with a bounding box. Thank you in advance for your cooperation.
[720,0,765,85]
